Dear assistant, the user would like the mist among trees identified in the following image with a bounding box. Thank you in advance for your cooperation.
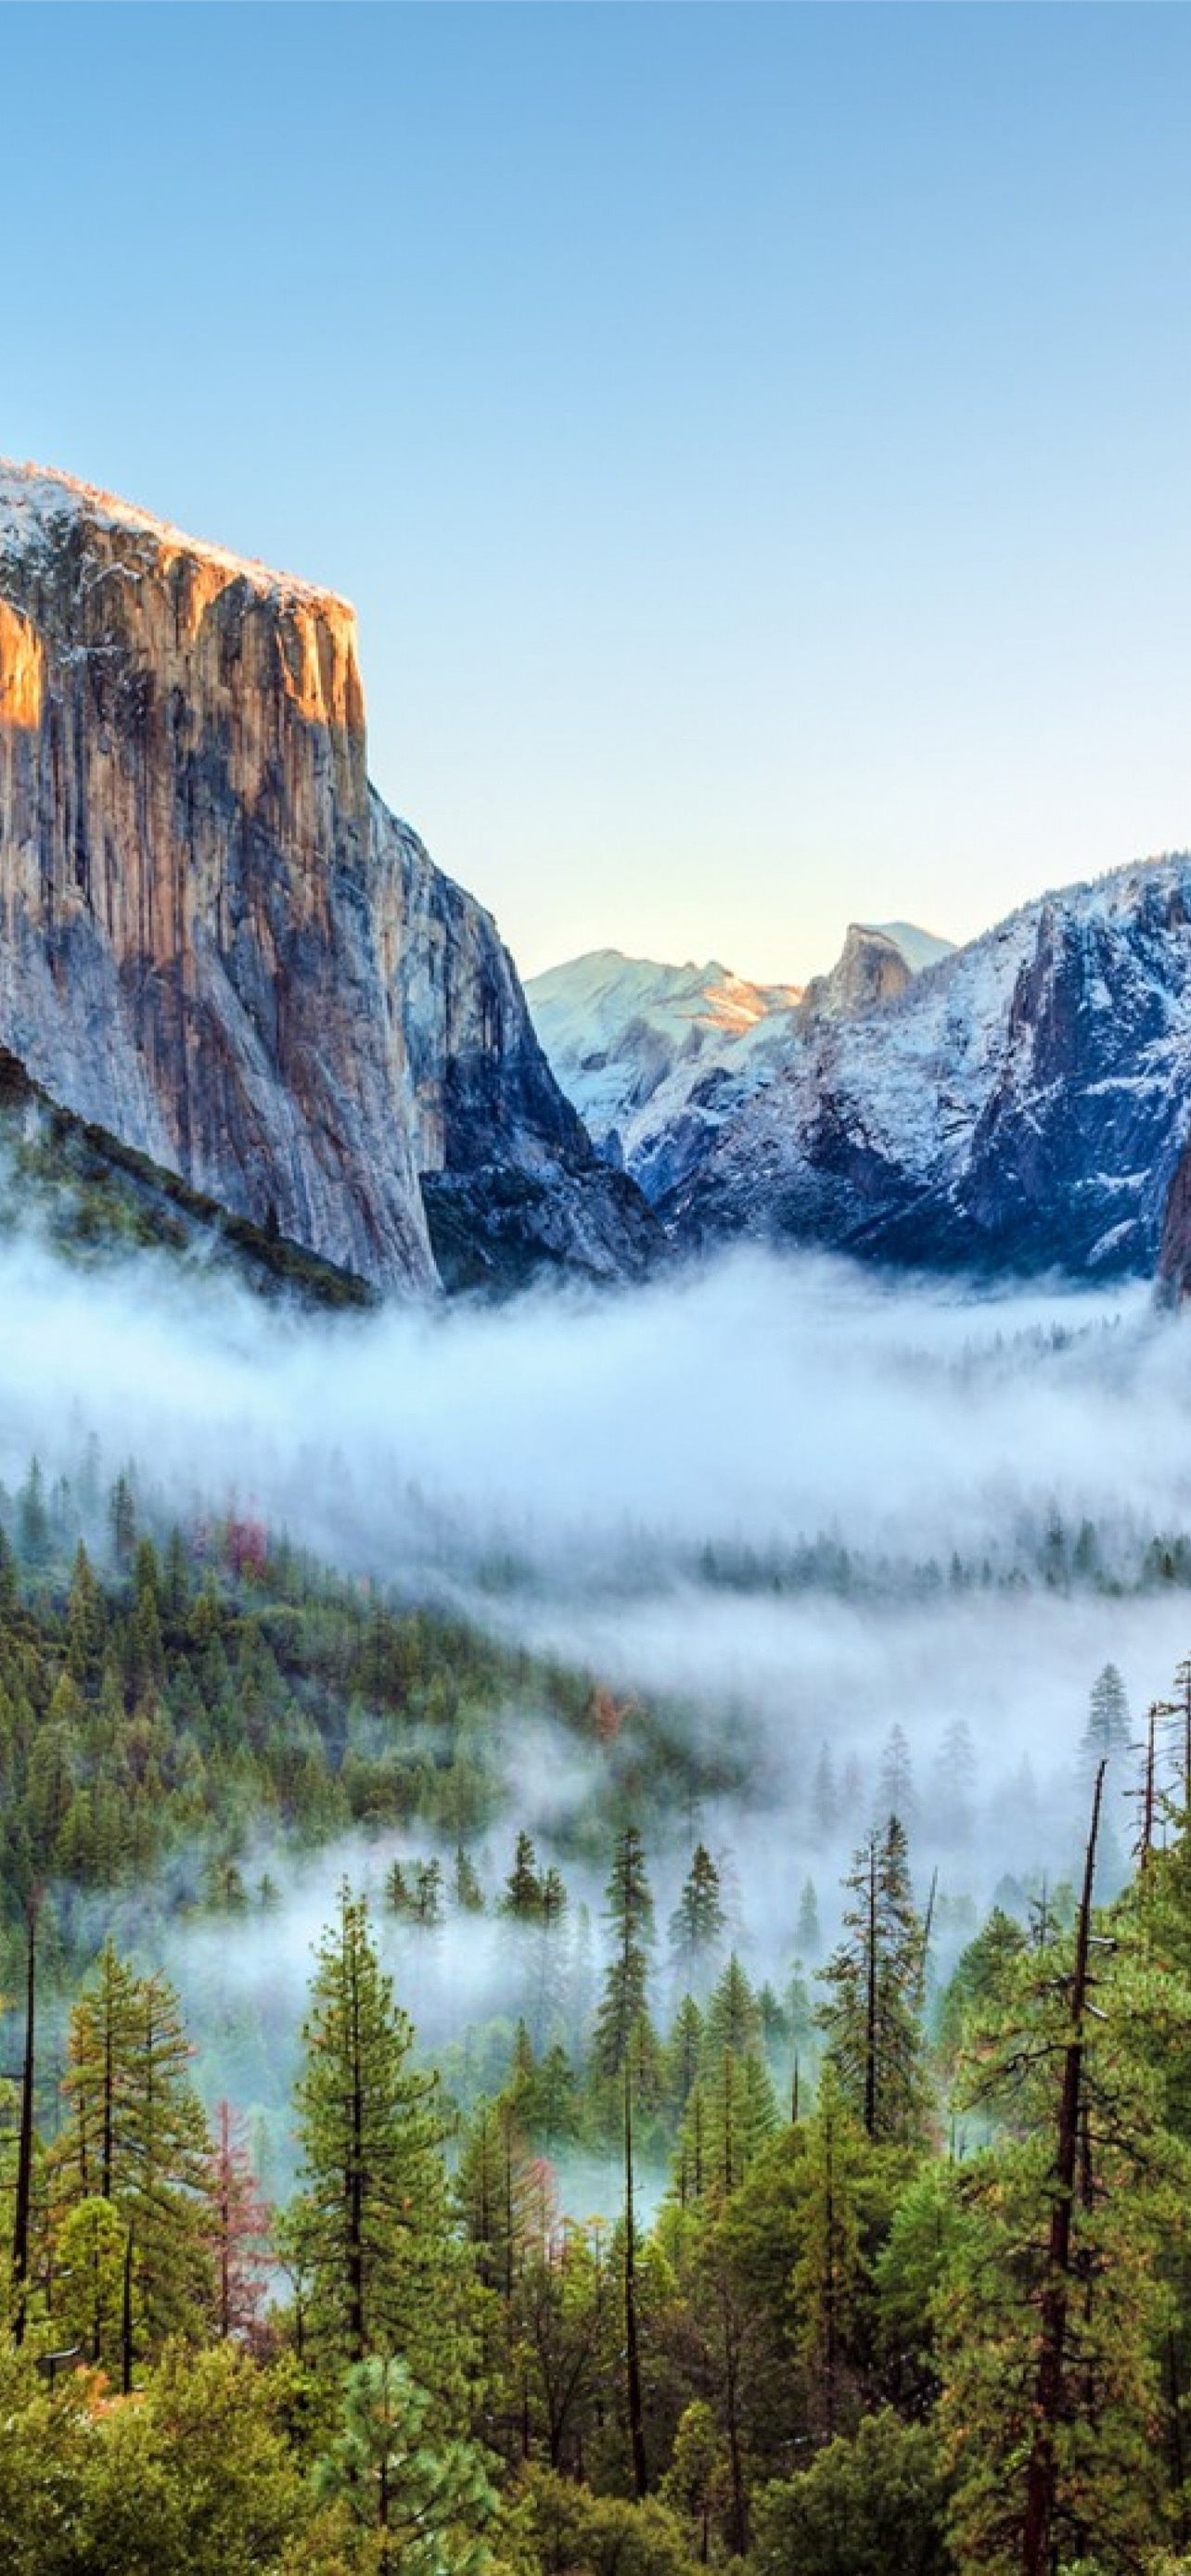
[1,1442,1191,2570]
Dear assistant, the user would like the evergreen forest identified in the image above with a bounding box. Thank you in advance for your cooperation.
[0,1440,1190,2573]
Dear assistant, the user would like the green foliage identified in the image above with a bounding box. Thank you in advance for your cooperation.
[817,1817,927,2144]
[54,2197,129,2366]
[668,1846,726,1996]
[0,1453,725,1952]
[787,2063,877,2444]
[1080,1663,1132,1780]
[873,2162,965,2404]
[658,2401,729,2559]
[934,1906,1027,2073]
[54,1940,213,2360]
[937,1888,1191,2573]
[506,2225,611,2477]
[67,2341,310,2575]
[293,1887,468,2405]
[594,1828,656,2089]
[314,2355,497,2575]
[0,2350,94,2574]
[0,2343,308,2576]
[12,1455,1191,2576]
[751,2409,952,2576]
[514,2465,697,2576]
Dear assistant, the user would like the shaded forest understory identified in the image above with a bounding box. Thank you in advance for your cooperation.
[3,1453,1191,2572]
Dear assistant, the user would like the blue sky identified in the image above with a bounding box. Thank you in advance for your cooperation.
[6,3,1191,980]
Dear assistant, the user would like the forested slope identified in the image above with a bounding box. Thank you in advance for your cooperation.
[1,1464,1191,2572]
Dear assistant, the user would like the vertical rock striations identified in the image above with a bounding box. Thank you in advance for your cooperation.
[799,923,915,1020]
[372,799,659,1288]
[1159,1129,1191,1299]
[0,463,656,1292]
[0,463,434,1288]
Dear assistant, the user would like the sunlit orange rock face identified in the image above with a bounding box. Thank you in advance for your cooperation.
[0,464,661,1294]
[0,465,436,1287]
[0,599,43,731]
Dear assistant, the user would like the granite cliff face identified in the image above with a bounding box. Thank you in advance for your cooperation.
[1159,1138,1191,1296]
[371,798,658,1288]
[0,463,655,1292]
[800,922,914,1019]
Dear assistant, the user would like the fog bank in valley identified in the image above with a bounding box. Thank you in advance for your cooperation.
[7,1234,1191,1955]
[0,1237,1177,1574]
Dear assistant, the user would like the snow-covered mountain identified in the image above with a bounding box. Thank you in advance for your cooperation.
[655,857,1191,1278]
[524,951,803,1167]
[526,922,951,1184]
[529,867,1191,1281]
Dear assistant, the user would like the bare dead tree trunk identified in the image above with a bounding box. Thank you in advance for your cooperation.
[1140,1705,1158,1869]
[504,2102,516,2303]
[121,2224,134,2396]
[11,1892,40,2345]
[1176,1657,1191,1812]
[378,2425,391,2570]
[917,1866,939,2012]
[864,1838,878,2137]
[824,2103,839,2441]
[1169,2330,1188,2546]
[102,1996,115,2200]
[1020,1760,1106,2576]
[722,2277,749,2556]
[623,2060,648,2500]
[347,1934,365,2363]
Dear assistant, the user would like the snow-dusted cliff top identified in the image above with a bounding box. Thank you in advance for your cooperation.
[865,920,954,974]
[528,948,804,1050]
[0,459,352,613]
[526,924,953,1167]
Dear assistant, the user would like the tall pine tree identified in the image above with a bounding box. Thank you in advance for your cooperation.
[594,1827,656,2085]
[816,1818,926,2145]
[292,1885,468,2410]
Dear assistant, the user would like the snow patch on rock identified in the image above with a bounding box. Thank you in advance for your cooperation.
[0,458,346,611]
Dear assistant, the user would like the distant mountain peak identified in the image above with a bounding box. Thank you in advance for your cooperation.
[525,875,1191,1286]
[864,920,956,974]
[656,855,1191,1281]
[526,921,949,1172]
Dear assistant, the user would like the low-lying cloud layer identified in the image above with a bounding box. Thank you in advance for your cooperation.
[6,1236,1191,1930]
[1,1237,1181,1567]
[13,1229,1191,2209]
